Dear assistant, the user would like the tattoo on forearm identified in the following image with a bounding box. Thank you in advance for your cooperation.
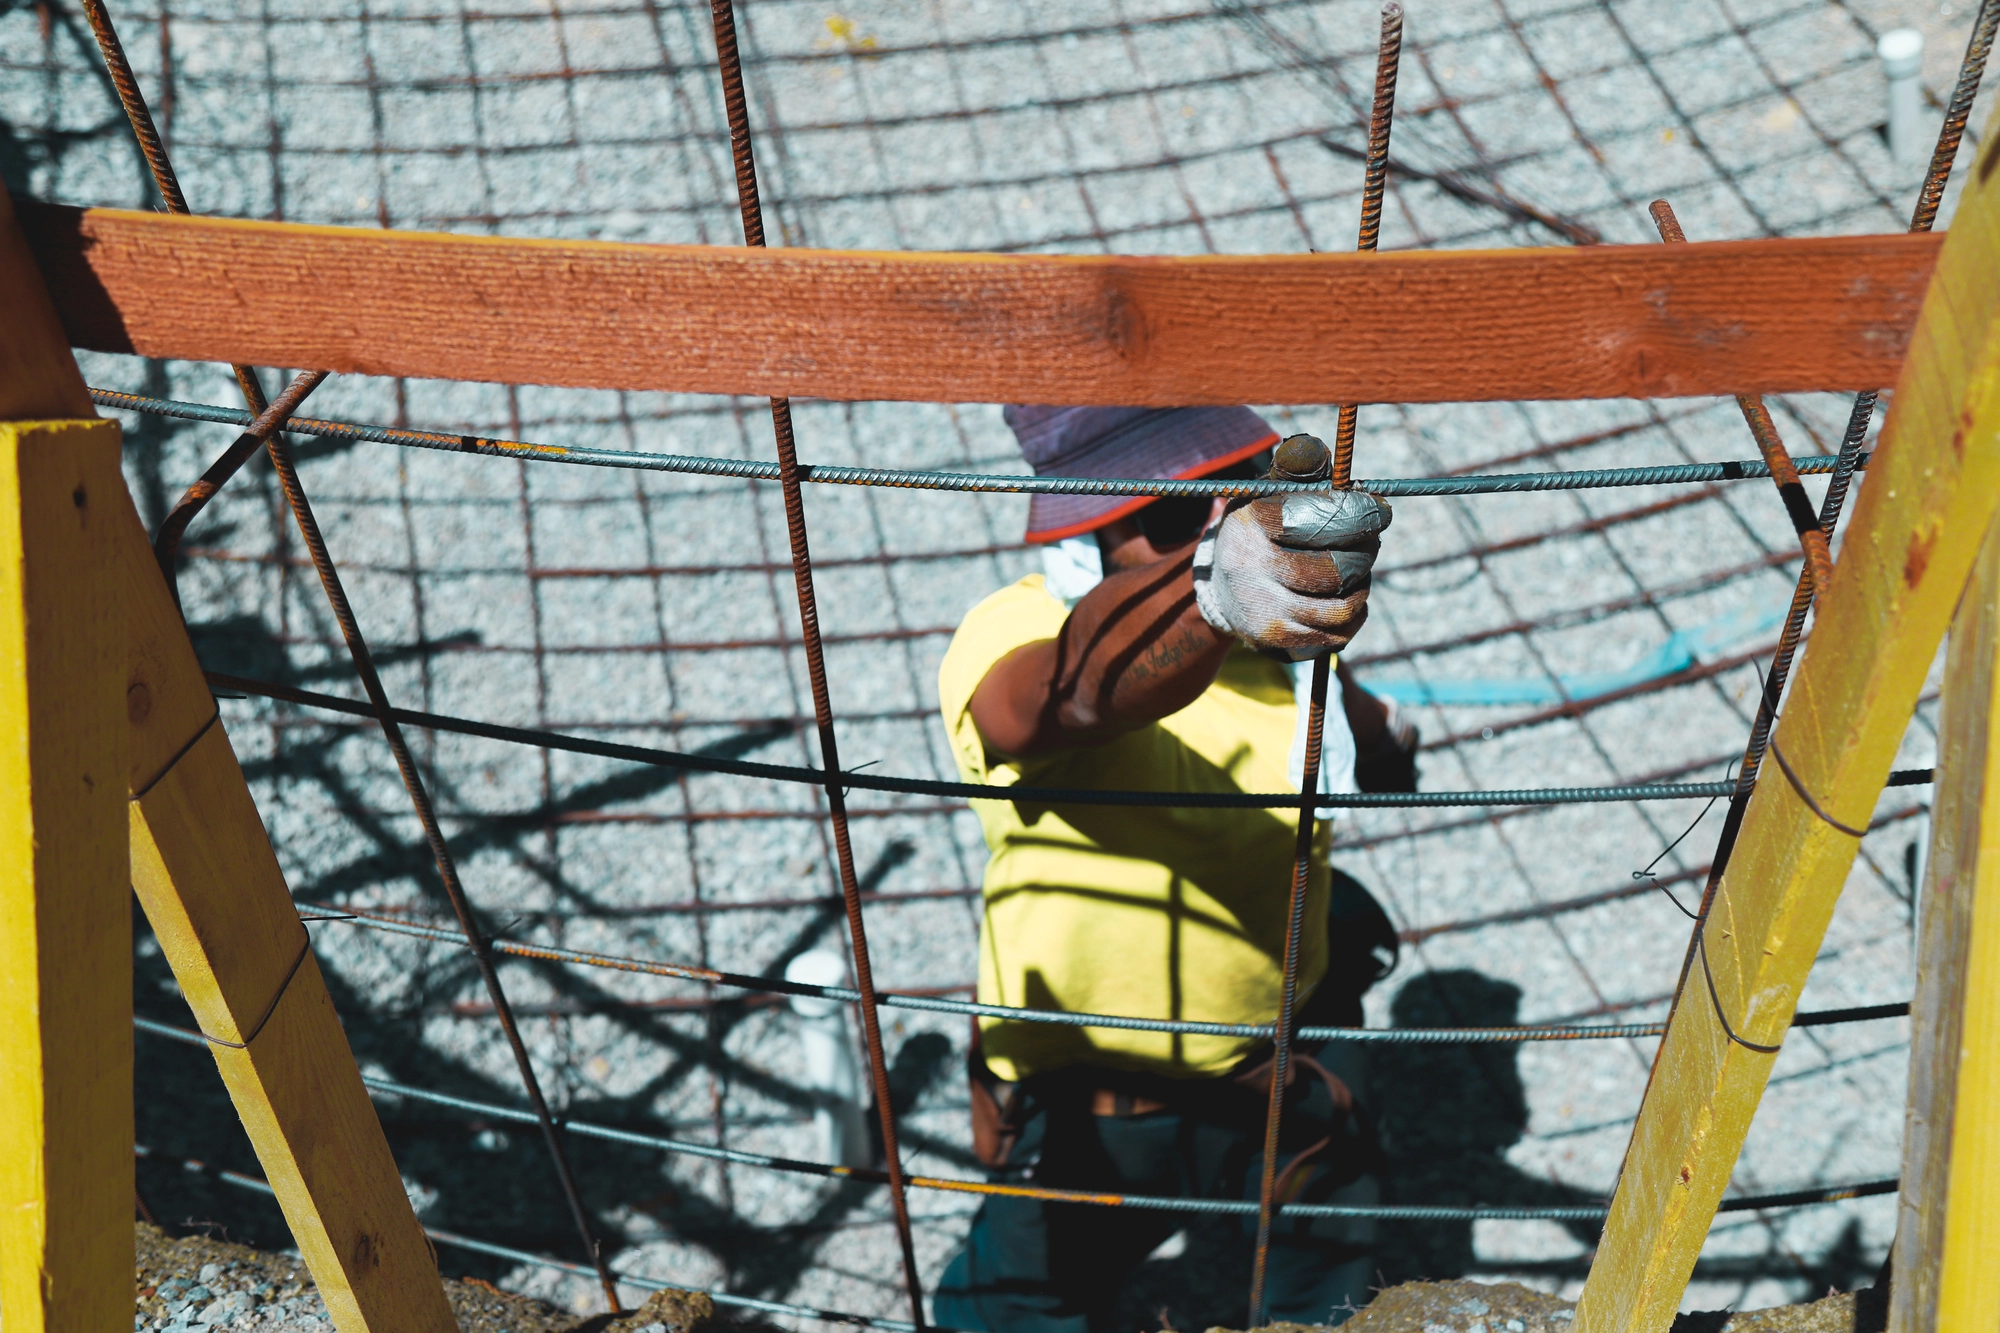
[1127,621,1206,686]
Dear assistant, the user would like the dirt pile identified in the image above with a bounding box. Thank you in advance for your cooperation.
[1215,1276,1889,1333]
[133,1224,790,1333]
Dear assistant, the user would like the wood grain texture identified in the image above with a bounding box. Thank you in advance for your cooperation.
[0,188,94,421]
[0,419,129,1333]
[116,479,455,1333]
[1891,515,2000,1333]
[19,200,1938,406]
[1575,105,2000,1333]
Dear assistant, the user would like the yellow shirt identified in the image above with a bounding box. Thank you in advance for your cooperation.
[939,574,1329,1083]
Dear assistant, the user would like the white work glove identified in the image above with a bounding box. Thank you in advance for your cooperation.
[1190,487,1391,661]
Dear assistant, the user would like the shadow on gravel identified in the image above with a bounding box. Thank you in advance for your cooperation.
[133,613,966,1291]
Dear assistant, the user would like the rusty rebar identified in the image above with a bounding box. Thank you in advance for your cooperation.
[1248,434,1340,1323]
[153,368,328,600]
[1253,20,1397,1306]
[704,1,927,1324]
[1912,0,2000,234]
[1247,649,1330,1326]
[79,0,266,416]
[1647,200,1834,602]
[1330,2,1402,489]
[79,0,619,1305]
[78,0,186,213]
[1643,9,1998,1072]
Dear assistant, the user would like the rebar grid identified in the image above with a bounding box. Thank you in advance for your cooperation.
[11,0,1993,1320]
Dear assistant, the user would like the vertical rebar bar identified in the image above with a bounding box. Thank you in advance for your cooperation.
[1330,2,1401,490]
[1649,202,1834,601]
[1247,648,1331,1327]
[78,0,263,415]
[1253,13,1399,1314]
[78,0,620,1307]
[704,2,927,1325]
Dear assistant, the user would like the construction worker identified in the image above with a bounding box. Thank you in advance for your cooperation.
[932,406,1414,1332]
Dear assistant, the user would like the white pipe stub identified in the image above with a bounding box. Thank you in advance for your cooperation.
[1879,27,1926,166]
[784,949,874,1168]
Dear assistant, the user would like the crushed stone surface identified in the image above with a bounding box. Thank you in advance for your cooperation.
[133,1224,781,1333]
[1214,1276,1888,1333]
[131,1226,1887,1333]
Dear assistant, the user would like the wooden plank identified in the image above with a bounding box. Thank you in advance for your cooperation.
[117,477,458,1333]
[1891,514,2000,1333]
[1573,112,2000,1333]
[0,419,129,1333]
[0,186,94,419]
[17,199,1938,407]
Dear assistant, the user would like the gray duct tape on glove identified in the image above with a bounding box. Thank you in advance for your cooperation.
[1191,488,1392,662]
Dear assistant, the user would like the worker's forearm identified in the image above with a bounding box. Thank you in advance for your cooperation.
[970,554,1232,757]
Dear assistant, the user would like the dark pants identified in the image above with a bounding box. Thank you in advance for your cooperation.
[933,1041,1377,1332]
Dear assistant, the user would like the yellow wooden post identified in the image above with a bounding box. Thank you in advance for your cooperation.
[121,476,457,1333]
[1890,513,2000,1333]
[0,420,130,1333]
[1574,109,2000,1333]
[0,166,131,1333]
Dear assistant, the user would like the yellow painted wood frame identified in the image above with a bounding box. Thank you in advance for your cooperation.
[1574,112,2000,1332]
[0,418,130,1333]
[0,178,454,1333]
[1889,513,2000,1332]
[123,484,455,1333]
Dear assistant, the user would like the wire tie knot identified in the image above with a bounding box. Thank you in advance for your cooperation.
[201,928,313,1051]
[1768,741,1868,838]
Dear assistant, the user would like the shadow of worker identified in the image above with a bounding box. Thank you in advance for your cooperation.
[1371,970,1601,1285]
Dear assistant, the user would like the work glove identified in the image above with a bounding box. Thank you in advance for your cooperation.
[1190,435,1390,661]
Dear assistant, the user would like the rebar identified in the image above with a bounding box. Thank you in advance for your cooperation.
[1647,200,1834,602]
[209,666,1882,810]
[704,1,926,1323]
[78,0,265,417]
[136,1016,1905,1223]
[151,369,327,599]
[1255,18,1403,1294]
[86,387,1877,501]
[56,0,1963,1308]
[1658,3,1995,1059]
[1328,3,1402,491]
[78,0,620,1304]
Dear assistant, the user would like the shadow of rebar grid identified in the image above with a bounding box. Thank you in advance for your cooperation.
[6,0,1998,1323]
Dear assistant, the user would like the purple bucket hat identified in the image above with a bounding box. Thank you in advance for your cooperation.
[1003,406,1279,544]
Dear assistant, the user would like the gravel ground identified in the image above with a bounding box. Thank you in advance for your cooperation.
[126,1225,1883,1333]
[133,1222,577,1333]
[2,0,1985,1326]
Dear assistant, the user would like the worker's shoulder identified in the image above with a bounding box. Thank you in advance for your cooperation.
[948,573,1068,649]
[938,574,1068,712]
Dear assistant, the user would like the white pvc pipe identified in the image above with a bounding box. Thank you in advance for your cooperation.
[785,950,873,1168]
[1880,28,1926,167]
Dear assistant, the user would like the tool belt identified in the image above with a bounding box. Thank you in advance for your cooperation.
[967,1020,1358,1201]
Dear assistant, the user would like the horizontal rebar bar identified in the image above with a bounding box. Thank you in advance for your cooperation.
[291,906,1909,1045]
[209,671,1936,810]
[133,1020,1898,1222]
[92,388,1868,499]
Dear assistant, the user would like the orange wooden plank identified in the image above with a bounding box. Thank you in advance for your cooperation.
[19,200,1938,406]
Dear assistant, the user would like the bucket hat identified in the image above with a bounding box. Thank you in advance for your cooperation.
[1003,405,1278,544]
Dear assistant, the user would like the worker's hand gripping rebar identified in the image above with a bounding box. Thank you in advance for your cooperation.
[1192,434,1390,659]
